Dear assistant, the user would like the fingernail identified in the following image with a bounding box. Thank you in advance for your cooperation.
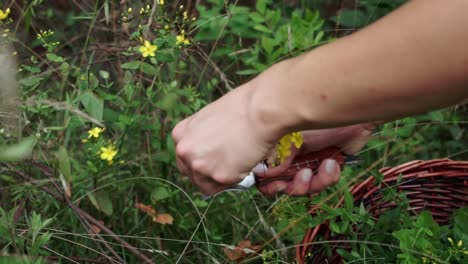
[325,159,338,175]
[252,162,268,174]
[301,169,312,182]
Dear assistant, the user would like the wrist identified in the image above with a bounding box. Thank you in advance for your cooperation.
[246,59,302,143]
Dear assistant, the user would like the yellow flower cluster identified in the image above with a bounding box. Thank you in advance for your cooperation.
[274,132,303,165]
[176,30,190,46]
[0,8,10,20]
[100,145,118,164]
[139,4,152,16]
[139,40,158,57]
[88,127,104,138]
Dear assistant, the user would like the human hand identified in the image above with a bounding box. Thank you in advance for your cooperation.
[256,124,375,196]
[171,82,282,196]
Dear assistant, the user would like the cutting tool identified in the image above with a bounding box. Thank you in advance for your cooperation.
[202,146,362,200]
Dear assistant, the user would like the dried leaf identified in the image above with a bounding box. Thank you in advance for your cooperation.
[238,240,252,248]
[153,213,174,225]
[223,247,245,261]
[135,203,157,217]
[90,220,104,237]
[223,240,261,261]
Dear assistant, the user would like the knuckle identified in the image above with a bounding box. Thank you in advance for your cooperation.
[171,123,183,140]
[191,160,208,174]
[212,172,231,185]
[175,142,190,157]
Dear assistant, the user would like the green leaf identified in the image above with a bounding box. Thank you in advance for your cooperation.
[193,199,209,208]
[121,61,141,70]
[329,220,341,234]
[56,146,72,182]
[20,76,44,87]
[255,0,268,14]
[76,73,99,90]
[454,207,468,244]
[253,24,272,33]
[344,191,354,212]
[156,50,176,62]
[249,12,265,23]
[88,191,113,216]
[22,65,41,73]
[236,69,258,75]
[78,91,104,121]
[46,53,65,63]
[261,37,275,55]
[0,137,37,161]
[140,62,157,75]
[156,92,179,112]
[333,9,368,28]
[151,187,172,202]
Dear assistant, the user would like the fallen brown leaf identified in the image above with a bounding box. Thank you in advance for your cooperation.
[90,220,104,237]
[135,203,157,217]
[153,213,174,225]
[223,240,261,261]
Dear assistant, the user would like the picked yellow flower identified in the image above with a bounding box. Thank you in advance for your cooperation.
[0,8,10,20]
[176,35,190,46]
[272,132,304,165]
[139,40,157,57]
[88,127,104,138]
[100,145,118,161]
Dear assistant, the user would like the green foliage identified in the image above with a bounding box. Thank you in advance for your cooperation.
[332,0,407,28]
[0,208,53,259]
[0,0,466,263]
[196,0,330,75]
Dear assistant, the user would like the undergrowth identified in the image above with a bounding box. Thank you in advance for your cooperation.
[0,0,466,263]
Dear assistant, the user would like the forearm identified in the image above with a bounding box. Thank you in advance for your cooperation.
[250,0,468,137]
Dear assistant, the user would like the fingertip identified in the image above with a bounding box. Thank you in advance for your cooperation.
[308,159,341,193]
[286,168,313,196]
[323,159,341,184]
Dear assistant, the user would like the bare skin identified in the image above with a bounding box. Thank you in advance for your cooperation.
[172,0,468,196]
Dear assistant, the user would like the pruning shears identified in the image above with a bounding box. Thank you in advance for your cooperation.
[202,146,362,200]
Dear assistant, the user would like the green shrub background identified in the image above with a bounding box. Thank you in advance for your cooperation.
[0,0,466,263]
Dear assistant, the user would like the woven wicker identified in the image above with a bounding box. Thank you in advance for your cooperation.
[296,159,468,264]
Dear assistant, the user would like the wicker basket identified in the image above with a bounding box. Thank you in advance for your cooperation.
[296,159,468,264]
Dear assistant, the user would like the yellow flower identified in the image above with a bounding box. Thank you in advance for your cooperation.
[100,145,118,161]
[273,132,304,165]
[290,132,304,149]
[0,8,10,20]
[139,40,157,57]
[159,0,164,5]
[88,127,104,139]
[458,240,463,248]
[176,35,190,46]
